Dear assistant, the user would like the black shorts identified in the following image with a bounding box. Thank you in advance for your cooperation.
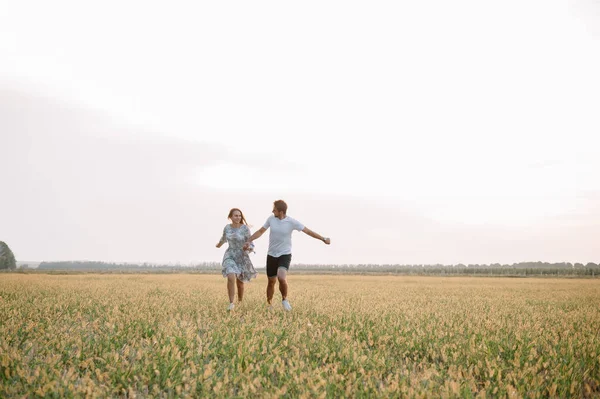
[266,254,292,278]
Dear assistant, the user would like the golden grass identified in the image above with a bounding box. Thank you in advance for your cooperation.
[1,274,599,398]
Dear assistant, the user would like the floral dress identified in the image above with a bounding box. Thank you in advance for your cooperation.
[218,224,257,282]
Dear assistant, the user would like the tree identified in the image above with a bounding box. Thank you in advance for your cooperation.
[0,241,17,270]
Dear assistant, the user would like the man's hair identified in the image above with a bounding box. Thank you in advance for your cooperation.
[273,200,288,214]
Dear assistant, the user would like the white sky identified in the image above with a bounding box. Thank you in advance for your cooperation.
[1,0,599,265]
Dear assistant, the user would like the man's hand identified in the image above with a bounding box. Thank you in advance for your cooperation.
[323,238,331,245]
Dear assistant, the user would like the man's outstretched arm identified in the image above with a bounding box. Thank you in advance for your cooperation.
[244,227,267,249]
[302,227,331,245]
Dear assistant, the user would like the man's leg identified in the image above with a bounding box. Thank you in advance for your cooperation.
[266,255,277,305]
[277,267,288,300]
[267,277,277,304]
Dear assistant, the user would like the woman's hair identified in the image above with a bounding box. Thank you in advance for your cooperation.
[273,200,288,214]
[228,208,248,225]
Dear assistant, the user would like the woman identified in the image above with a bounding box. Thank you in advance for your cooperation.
[216,208,257,311]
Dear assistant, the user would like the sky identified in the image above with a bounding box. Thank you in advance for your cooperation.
[1,0,599,266]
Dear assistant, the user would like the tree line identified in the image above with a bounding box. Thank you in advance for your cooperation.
[21,260,599,276]
[35,261,221,271]
[1,238,597,276]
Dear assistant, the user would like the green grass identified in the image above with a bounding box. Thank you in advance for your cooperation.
[0,274,599,397]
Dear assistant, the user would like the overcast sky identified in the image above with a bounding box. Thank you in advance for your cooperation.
[1,0,599,265]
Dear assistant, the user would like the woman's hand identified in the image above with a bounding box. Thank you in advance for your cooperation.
[244,242,255,254]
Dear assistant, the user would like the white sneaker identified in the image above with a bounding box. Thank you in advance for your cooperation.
[282,299,292,311]
[227,303,235,311]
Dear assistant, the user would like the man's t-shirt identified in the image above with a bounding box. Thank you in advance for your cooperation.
[263,215,305,257]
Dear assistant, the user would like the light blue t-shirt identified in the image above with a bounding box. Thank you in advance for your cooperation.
[263,215,305,257]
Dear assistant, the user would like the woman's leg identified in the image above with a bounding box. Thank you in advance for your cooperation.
[236,278,244,302]
[227,273,236,304]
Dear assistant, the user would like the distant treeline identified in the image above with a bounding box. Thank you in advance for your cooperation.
[292,261,600,276]
[28,260,600,276]
[37,261,221,272]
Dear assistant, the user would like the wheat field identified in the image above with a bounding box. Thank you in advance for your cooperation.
[0,274,598,398]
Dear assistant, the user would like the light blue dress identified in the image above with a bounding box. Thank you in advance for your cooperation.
[218,224,257,282]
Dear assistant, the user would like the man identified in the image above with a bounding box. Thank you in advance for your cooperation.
[244,199,330,311]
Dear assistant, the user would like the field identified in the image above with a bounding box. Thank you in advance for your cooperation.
[1,274,599,398]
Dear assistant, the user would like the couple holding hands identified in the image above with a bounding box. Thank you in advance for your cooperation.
[216,200,331,311]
